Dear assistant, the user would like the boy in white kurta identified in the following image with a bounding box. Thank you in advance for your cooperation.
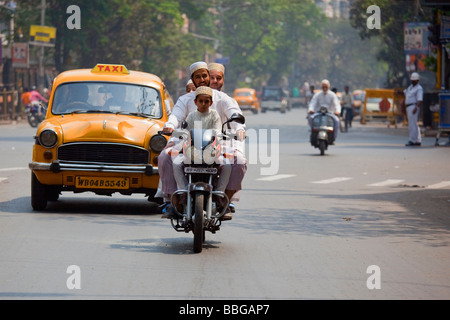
[173,86,231,193]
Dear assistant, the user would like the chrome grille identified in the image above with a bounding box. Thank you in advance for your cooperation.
[58,143,149,165]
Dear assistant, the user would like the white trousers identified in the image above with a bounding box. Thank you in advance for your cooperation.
[406,105,421,143]
[173,155,232,192]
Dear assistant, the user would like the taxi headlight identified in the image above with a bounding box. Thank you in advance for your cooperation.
[39,129,58,148]
[150,134,167,153]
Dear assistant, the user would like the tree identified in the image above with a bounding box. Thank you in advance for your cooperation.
[296,18,387,90]
[12,0,208,94]
[215,0,324,90]
[349,0,433,87]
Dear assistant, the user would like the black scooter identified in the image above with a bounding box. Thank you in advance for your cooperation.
[310,106,335,155]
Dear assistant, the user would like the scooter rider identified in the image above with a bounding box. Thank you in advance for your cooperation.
[29,86,49,116]
[159,61,245,219]
[308,79,341,141]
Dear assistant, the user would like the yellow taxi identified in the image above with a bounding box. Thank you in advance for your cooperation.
[233,88,260,114]
[29,64,171,210]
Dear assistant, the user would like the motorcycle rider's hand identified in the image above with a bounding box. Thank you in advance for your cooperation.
[236,129,246,141]
[165,141,175,149]
[162,127,174,134]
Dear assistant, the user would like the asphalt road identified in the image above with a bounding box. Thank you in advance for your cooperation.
[0,108,449,301]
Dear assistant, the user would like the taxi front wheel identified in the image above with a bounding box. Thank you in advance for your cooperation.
[31,172,48,211]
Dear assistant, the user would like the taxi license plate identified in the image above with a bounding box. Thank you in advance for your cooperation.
[75,176,129,189]
[184,167,217,174]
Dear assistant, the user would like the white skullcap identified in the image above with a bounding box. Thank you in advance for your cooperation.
[190,61,208,76]
[321,79,330,86]
[195,86,213,98]
[208,63,225,74]
[410,72,420,81]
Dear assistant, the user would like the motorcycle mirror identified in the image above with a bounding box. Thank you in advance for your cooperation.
[229,113,245,125]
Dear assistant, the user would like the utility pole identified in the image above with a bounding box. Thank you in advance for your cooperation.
[39,0,45,91]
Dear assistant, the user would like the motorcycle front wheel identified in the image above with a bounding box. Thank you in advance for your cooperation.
[319,140,326,156]
[193,193,205,253]
[27,114,39,127]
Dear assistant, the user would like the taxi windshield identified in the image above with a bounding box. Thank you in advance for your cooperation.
[51,82,162,118]
[235,92,252,97]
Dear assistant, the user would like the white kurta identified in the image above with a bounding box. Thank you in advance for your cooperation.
[308,90,341,114]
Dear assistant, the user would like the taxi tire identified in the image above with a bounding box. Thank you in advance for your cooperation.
[31,172,48,211]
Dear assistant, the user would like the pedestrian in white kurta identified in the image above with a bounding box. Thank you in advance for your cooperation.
[404,72,423,146]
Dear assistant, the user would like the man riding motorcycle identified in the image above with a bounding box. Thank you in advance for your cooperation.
[159,61,246,220]
[307,79,341,141]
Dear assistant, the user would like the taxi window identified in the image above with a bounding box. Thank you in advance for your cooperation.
[235,92,252,97]
[51,82,162,118]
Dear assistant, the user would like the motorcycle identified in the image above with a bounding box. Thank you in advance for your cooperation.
[25,101,47,127]
[163,113,245,253]
[310,106,335,155]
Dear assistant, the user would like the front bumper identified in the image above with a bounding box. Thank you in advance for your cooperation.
[29,161,158,176]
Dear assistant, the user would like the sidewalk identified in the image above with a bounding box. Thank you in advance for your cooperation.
[0,118,27,126]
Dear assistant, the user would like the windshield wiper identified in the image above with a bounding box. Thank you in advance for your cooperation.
[115,111,155,118]
[63,110,114,115]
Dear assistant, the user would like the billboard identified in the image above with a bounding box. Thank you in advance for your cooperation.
[12,43,29,68]
[29,25,56,47]
[404,22,430,55]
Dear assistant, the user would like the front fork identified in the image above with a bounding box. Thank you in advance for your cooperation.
[171,174,229,225]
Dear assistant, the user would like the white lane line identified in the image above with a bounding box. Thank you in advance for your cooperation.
[427,181,450,189]
[0,167,28,172]
[368,179,405,187]
[311,177,353,184]
[257,174,296,182]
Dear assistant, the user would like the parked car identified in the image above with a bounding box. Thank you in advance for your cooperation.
[233,88,260,114]
[260,86,288,113]
[28,64,171,210]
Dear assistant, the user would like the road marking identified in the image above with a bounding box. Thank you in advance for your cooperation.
[427,181,450,189]
[0,167,28,172]
[257,174,296,181]
[368,179,405,187]
[311,177,353,184]
[0,178,7,183]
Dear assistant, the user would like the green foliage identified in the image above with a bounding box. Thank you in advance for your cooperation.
[8,0,401,95]
[296,19,387,91]
[217,0,325,89]
[349,0,433,87]
[12,0,206,93]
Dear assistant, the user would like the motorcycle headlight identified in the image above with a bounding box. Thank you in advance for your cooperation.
[186,146,202,164]
[150,134,167,153]
[203,145,219,165]
[39,129,58,148]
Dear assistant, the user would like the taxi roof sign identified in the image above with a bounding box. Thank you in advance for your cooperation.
[91,64,130,75]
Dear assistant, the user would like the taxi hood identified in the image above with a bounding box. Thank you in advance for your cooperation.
[49,114,162,145]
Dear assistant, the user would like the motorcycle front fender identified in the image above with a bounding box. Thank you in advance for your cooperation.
[189,182,213,194]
